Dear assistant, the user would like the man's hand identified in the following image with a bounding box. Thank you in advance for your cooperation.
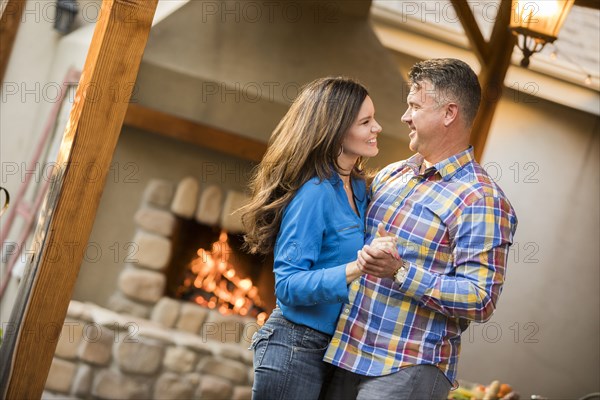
[357,224,403,279]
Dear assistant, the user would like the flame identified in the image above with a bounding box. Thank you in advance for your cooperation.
[179,230,265,322]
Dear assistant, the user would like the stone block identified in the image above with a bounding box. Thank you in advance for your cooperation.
[118,268,166,303]
[71,363,93,398]
[133,231,172,270]
[185,372,201,386]
[115,339,164,375]
[212,342,245,362]
[195,185,224,225]
[66,300,85,319]
[44,358,76,394]
[220,191,249,233]
[92,369,150,400]
[151,297,181,328]
[107,292,152,319]
[201,312,245,344]
[170,330,213,355]
[171,176,199,218]
[197,357,248,385]
[232,386,253,400]
[175,302,208,334]
[143,179,175,209]
[163,346,197,373]
[134,207,176,237]
[154,372,195,400]
[54,319,84,360]
[77,325,113,366]
[41,391,77,400]
[196,375,233,400]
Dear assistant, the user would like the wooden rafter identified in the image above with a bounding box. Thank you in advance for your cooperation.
[124,104,267,163]
[451,0,516,161]
[0,0,159,398]
[575,0,600,10]
[449,0,489,65]
[0,0,26,84]
[470,0,516,160]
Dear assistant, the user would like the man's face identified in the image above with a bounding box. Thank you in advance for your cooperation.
[401,80,446,157]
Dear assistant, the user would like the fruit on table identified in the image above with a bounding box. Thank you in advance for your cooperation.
[483,380,501,400]
[449,380,517,400]
[498,384,513,398]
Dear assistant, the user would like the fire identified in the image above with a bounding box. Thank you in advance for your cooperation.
[179,230,267,324]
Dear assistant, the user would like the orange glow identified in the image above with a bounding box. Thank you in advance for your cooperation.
[178,230,265,320]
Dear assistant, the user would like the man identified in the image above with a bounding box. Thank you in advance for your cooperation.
[323,58,518,399]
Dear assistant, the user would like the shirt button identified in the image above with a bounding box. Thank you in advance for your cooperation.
[344,308,350,314]
[352,282,359,289]
[394,201,400,206]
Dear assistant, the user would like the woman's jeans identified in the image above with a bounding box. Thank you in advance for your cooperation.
[249,307,333,400]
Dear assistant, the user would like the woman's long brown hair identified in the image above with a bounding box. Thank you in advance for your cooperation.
[241,77,369,255]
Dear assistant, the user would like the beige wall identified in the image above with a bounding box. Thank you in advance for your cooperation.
[458,91,600,398]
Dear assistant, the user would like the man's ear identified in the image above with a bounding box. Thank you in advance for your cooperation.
[444,103,459,127]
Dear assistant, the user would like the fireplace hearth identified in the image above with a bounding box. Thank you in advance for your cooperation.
[42,176,275,399]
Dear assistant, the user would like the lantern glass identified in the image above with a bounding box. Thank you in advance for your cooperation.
[511,0,575,42]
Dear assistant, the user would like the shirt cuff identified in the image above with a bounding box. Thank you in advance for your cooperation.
[321,263,350,304]
[399,262,435,302]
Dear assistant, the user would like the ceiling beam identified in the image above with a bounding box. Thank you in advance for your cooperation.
[470,0,516,161]
[575,0,600,10]
[0,0,158,397]
[449,0,489,65]
[0,0,26,84]
[123,103,267,163]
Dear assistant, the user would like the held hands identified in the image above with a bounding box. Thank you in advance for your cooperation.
[357,223,403,279]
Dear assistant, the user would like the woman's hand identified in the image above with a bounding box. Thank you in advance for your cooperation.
[357,223,403,279]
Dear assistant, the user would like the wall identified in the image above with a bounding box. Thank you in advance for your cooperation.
[458,90,600,398]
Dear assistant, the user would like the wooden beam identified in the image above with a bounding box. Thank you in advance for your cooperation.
[471,0,516,161]
[0,0,158,398]
[0,0,26,83]
[575,0,600,10]
[450,0,489,65]
[123,103,267,163]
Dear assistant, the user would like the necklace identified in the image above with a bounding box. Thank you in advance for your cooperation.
[342,178,351,192]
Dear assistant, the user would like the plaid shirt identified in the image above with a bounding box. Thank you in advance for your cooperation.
[324,146,517,384]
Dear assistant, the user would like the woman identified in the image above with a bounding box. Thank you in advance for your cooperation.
[242,77,388,399]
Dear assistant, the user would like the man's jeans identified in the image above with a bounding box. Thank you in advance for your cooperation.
[324,364,452,400]
[250,307,333,400]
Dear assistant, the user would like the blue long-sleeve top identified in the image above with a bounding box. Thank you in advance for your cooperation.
[273,173,367,335]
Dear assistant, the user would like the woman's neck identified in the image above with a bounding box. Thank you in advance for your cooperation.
[337,154,358,176]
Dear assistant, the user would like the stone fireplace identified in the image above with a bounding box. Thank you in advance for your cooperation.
[42,175,275,399]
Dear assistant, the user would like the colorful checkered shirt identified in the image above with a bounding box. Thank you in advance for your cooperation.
[324,146,518,384]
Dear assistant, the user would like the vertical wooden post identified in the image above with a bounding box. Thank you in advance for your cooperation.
[451,0,516,162]
[471,1,516,161]
[0,0,27,84]
[0,0,158,398]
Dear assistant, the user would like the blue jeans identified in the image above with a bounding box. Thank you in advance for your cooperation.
[250,307,334,400]
[323,364,452,400]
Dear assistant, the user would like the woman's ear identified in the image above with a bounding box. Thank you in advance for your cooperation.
[444,103,459,127]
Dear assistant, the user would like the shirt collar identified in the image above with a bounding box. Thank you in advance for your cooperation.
[405,146,474,181]
[327,168,366,202]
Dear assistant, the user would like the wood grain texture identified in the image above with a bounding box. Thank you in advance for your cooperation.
[450,0,516,162]
[124,103,267,163]
[575,0,600,10]
[471,0,516,162]
[0,0,26,83]
[449,0,489,65]
[3,0,158,397]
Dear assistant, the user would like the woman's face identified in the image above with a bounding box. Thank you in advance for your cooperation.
[341,95,382,160]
